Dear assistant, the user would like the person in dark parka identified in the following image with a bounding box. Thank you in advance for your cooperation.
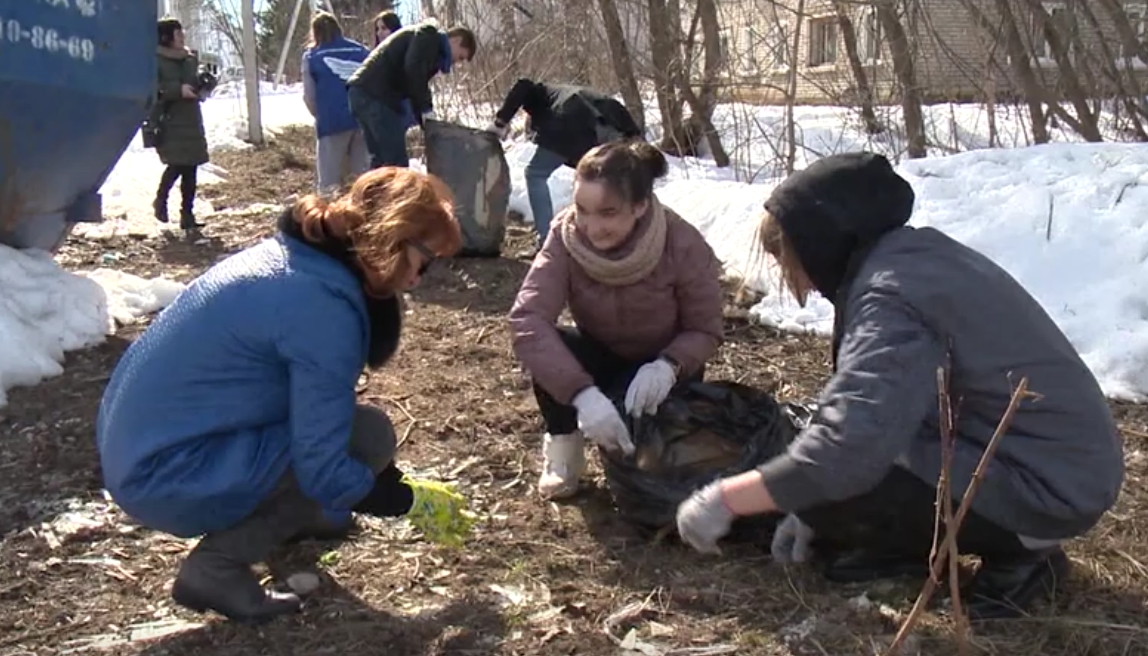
[152,17,210,231]
[346,20,476,168]
[674,152,1125,620]
[485,78,643,240]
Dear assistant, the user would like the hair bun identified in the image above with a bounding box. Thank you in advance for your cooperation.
[628,140,668,180]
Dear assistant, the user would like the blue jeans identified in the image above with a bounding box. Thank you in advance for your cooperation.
[525,146,566,238]
[347,86,408,169]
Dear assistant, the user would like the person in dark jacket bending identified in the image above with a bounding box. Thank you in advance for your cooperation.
[486,78,643,240]
[675,152,1124,620]
[346,21,476,168]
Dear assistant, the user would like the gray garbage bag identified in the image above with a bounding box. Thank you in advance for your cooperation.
[599,380,813,537]
[422,119,510,257]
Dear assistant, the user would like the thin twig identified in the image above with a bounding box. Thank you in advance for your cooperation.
[936,366,970,655]
[396,420,416,450]
[884,376,1033,656]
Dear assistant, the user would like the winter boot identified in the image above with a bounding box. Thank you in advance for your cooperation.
[171,542,301,624]
[153,196,169,223]
[286,513,359,544]
[180,210,204,231]
[538,432,586,500]
[964,546,1071,620]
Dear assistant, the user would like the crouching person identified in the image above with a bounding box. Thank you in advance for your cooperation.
[96,167,462,623]
[675,152,1124,620]
[509,140,725,499]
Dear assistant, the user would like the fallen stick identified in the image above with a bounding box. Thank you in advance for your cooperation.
[884,376,1033,656]
[935,366,969,655]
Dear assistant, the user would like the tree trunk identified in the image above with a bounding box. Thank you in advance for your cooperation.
[875,0,926,158]
[1021,0,1103,141]
[967,0,1049,143]
[597,0,646,131]
[648,0,686,151]
[784,0,805,173]
[832,0,883,135]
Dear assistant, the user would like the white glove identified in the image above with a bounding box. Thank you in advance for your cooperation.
[485,121,508,139]
[624,358,677,417]
[675,480,735,555]
[571,386,634,455]
[770,513,815,564]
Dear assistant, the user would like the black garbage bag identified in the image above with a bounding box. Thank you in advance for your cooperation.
[599,380,813,537]
[422,118,510,258]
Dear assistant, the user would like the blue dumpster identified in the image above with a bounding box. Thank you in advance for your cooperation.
[0,0,157,252]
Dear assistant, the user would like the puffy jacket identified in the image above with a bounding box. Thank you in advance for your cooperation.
[96,233,379,538]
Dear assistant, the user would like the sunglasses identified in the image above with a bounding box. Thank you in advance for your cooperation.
[409,240,436,276]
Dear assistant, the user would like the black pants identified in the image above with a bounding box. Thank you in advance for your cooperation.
[533,327,702,435]
[797,466,1031,560]
[157,164,198,216]
[189,404,396,567]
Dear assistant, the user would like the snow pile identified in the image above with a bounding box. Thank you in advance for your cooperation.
[0,246,183,408]
[503,141,1148,400]
[50,84,1148,404]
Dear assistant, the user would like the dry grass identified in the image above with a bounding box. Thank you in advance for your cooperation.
[1,127,1146,656]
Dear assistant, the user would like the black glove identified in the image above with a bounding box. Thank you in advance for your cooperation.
[352,462,414,517]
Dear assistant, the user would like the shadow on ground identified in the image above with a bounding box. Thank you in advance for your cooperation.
[134,587,508,656]
[0,332,137,537]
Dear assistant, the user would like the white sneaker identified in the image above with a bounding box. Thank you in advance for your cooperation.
[538,432,586,499]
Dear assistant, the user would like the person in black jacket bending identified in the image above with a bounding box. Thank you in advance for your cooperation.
[347,21,476,168]
[485,78,643,240]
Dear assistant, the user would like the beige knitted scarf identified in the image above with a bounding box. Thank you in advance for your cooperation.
[561,198,668,287]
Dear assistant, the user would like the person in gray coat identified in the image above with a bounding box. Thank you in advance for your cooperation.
[674,152,1124,620]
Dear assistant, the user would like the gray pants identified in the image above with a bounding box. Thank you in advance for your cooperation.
[316,129,370,193]
[190,404,395,567]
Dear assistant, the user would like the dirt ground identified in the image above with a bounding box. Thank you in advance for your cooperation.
[2,126,1146,656]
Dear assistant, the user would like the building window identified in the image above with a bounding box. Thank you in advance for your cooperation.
[859,8,882,62]
[1123,4,1147,61]
[807,16,837,67]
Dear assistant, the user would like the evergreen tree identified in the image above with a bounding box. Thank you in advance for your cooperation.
[256,0,313,82]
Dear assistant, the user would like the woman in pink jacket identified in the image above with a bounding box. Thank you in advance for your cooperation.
[509,141,725,499]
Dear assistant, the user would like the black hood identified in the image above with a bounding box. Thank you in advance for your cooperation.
[277,208,403,370]
[763,152,915,301]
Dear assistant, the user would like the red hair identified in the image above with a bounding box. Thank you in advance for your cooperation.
[291,167,461,296]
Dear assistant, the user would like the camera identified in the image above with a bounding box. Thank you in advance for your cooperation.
[195,68,219,99]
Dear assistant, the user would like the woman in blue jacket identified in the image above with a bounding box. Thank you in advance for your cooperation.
[302,12,371,191]
[97,167,462,623]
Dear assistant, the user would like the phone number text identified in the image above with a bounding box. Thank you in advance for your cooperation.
[0,19,96,63]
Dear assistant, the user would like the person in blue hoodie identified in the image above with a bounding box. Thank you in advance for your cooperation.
[346,20,477,168]
[97,167,463,624]
[302,12,371,191]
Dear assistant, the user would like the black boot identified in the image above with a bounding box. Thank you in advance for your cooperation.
[180,210,205,231]
[285,514,358,545]
[154,166,179,223]
[153,197,169,223]
[823,550,931,583]
[179,165,205,231]
[963,547,1070,620]
[171,543,301,624]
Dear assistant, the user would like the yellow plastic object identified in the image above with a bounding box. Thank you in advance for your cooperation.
[402,476,477,548]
